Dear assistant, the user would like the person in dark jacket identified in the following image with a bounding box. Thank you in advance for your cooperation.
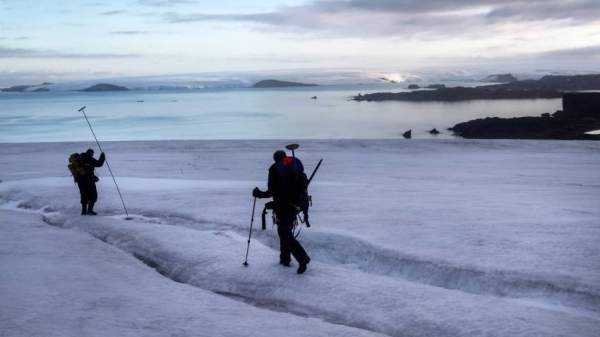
[253,150,311,274]
[77,148,105,215]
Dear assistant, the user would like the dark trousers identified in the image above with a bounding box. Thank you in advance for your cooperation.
[77,179,98,206]
[276,208,309,264]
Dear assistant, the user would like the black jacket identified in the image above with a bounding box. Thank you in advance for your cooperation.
[79,152,105,179]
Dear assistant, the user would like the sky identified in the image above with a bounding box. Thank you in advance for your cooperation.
[1,0,600,84]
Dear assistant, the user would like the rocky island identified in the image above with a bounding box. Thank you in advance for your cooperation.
[1,83,51,92]
[353,74,600,102]
[81,83,129,92]
[252,79,317,88]
[449,93,600,140]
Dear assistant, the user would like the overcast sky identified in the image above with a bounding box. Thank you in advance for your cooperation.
[1,0,599,83]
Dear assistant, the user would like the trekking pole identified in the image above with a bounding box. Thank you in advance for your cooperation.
[243,197,257,267]
[79,106,129,217]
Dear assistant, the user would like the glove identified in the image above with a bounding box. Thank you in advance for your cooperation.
[252,187,261,198]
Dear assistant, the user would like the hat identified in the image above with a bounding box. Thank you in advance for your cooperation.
[273,150,286,162]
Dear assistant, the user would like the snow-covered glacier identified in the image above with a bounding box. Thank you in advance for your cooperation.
[1,139,599,337]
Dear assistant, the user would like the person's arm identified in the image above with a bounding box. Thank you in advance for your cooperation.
[253,166,275,198]
[93,153,106,167]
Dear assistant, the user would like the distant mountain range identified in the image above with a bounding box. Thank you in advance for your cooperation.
[2,70,598,93]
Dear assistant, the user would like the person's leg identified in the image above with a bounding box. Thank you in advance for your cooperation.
[277,225,292,266]
[77,180,88,215]
[277,209,310,272]
[87,183,98,215]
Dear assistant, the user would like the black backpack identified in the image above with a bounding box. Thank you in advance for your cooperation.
[263,157,312,229]
[276,156,308,205]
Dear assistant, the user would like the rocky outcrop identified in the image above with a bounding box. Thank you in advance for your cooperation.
[499,75,600,91]
[426,84,446,89]
[1,85,33,92]
[353,74,600,102]
[449,93,600,140]
[354,87,561,102]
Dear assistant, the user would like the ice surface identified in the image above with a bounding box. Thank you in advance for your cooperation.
[1,139,599,336]
[0,210,384,337]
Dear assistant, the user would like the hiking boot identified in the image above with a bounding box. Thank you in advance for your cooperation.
[297,257,310,274]
[81,205,87,215]
[280,260,291,267]
[87,204,97,216]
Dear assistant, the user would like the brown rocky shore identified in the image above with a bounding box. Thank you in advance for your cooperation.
[449,93,600,140]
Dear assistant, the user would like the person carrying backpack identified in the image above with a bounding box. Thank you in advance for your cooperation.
[69,148,105,215]
[253,149,311,274]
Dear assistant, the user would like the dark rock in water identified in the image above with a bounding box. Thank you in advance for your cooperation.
[449,93,600,140]
[252,79,317,88]
[429,128,441,135]
[311,96,317,99]
[426,84,446,89]
[407,84,420,89]
[481,74,518,83]
[41,82,54,85]
[402,129,412,139]
[81,83,129,92]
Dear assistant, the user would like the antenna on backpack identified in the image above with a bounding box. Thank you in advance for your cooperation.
[285,143,299,158]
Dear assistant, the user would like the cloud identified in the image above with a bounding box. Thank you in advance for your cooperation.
[138,0,196,7]
[0,36,30,40]
[162,0,600,37]
[101,10,126,16]
[534,45,600,60]
[0,46,139,59]
[110,30,150,35]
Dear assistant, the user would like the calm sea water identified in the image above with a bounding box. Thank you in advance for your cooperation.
[0,84,561,143]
